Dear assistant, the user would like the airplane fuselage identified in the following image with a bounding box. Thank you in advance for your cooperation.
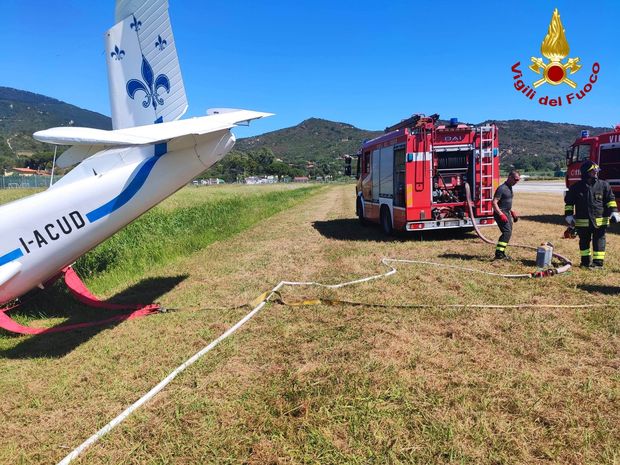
[0,129,235,305]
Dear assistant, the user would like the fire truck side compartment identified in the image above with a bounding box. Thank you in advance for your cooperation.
[394,146,406,207]
[436,151,469,171]
[379,146,394,198]
[371,149,380,201]
[432,149,471,204]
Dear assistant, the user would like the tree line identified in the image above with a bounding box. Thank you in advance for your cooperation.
[201,148,339,182]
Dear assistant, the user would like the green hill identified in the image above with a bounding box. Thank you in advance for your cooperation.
[0,86,111,169]
[200,118,382,180]
[491,119,609,172]
[229,117,612,178]
[0,86,614,177]
[237,117,381,169]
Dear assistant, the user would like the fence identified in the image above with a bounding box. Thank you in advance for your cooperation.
[0,175,63,189]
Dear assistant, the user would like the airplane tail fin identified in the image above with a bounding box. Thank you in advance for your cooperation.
[105,0,187,129]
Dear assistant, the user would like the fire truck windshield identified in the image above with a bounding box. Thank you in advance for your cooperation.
[568,144,591,164]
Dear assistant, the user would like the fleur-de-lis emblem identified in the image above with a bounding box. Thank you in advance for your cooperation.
[155,35,168,51]
[126,55,171,110]
[130,15,142,32]
[110,45,125,61]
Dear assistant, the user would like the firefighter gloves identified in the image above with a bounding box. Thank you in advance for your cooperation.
[564,227,577,239]
[611,212,620,224]
[511,210,519,222]
[499,213,509,223]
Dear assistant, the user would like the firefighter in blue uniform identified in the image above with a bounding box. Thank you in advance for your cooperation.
[564,160,620,268]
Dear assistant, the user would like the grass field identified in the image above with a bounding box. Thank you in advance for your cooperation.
[1,184,619,464]
[0,184,322,327]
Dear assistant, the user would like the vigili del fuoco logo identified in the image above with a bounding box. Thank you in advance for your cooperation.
[511,8,599,107]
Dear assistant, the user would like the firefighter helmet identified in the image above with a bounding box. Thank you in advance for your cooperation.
[580,160,600,177]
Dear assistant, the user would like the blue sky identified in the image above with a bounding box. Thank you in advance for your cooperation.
[3,0,619,137]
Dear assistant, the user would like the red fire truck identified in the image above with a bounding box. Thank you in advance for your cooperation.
[566,125,620,198]
[355,114,500,234]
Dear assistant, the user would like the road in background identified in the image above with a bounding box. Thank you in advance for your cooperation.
[513,181,566,195]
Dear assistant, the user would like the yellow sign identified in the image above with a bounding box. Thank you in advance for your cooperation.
[529,8,581,88]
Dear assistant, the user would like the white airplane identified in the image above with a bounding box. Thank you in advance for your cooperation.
[0,0,272,315]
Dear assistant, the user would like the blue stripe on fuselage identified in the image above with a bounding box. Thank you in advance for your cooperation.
[86,116,168,223]
[0,248,23,266]
[86,144,167,223]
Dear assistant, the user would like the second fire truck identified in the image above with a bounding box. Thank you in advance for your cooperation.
[355,114,500,234]
[566,125,620,198]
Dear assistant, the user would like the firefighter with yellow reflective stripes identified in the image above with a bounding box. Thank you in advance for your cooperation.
[492,170,521,260]
[565,160,619,268]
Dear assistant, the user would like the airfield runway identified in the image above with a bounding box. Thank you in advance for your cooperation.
[513,180,566,195]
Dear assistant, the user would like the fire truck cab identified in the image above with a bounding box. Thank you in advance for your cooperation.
[566,125,620,198]
[355,114,500,234]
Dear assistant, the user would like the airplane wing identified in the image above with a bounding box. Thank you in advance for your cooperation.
[37,109,273,169]
[34,110,273,147]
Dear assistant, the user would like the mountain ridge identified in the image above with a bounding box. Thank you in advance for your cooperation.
[234,116,611,176]
[0,86,111,165]
[0,86,614,176]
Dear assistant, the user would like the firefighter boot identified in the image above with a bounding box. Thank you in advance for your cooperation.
[494,251,511,260]
[592,251,605,269]
[580,256,592,268]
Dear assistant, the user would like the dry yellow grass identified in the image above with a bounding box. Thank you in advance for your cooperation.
[1,184,619,464]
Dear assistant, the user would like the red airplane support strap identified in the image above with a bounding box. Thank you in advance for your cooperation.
[0,268,160,335]
[0,307,156,335]
[63,267,160,311]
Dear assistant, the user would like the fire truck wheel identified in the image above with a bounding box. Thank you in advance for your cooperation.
[380,206,393,235]
[357,198,367,225]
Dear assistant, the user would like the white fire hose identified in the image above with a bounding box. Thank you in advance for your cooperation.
[464,183,572,277]
[56,184,576,464]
